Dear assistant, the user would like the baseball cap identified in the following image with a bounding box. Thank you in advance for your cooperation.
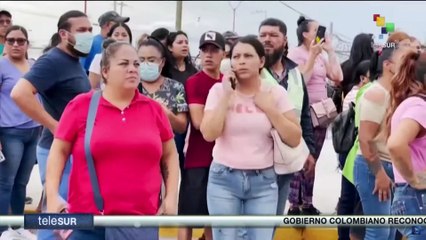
[0,10,12,18]
[223,31,239,40]
[98,11,129,27]
[199,31,225,50]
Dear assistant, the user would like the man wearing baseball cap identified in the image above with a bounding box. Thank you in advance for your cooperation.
[178,31,225,240]
[223,30,239,46]
[79,10,129,73]
[0,10,12,57]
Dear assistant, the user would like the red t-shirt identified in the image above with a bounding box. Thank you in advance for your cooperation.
[55,90,174,215]
[184,71,222,168]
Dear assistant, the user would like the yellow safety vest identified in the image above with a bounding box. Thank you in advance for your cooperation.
[262,68,304,118]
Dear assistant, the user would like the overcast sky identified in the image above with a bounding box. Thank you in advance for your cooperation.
[1,1,425,57]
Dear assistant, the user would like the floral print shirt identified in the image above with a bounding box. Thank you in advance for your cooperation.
[138,77,188,114]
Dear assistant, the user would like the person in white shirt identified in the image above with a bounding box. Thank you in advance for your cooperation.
[88,22,132,89]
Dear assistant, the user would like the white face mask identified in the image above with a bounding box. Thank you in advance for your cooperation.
[220,58,231,74]
[72,32,94,54]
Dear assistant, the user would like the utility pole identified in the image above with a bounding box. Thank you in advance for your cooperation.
[84,0,87,14]
[228,1,243,32]
[175,1,183,31]
[329,22,334,36]
[119,1,124,15]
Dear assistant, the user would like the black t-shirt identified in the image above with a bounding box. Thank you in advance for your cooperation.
[167,64,198,85]
[24,47,91,148]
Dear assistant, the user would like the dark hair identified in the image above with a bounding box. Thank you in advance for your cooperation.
[102,38,116,49]
[107,22,132,43]
[296,16,314,46]
[353,60,370,86]
[385,51,426,139]
[341,33,374,94]
[151,28,169,42]
[163,30,196,78]
[46,10,87,50]
[230,35,265,73]
[259,18,288,56]
[138,37,166,58]
[5,25,29,41]
[369,45,397,81]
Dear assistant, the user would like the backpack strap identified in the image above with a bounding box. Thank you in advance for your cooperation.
[84,90,104,214]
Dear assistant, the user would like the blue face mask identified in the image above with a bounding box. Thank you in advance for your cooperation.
[73,32,94,54]
[140,62,161,82]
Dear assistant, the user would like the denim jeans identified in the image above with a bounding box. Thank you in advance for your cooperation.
[0,127,41,233]
[36,146,72,240]
[354,155,396,240]
[391,184,426,239]
[207,162,278,240]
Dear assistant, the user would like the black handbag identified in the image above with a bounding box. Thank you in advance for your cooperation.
[85,91,159,240]
[331,101,358,154]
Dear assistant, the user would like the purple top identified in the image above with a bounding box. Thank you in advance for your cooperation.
[0,58,40,128]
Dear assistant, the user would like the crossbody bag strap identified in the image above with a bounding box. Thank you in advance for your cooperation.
[84,90,104,214]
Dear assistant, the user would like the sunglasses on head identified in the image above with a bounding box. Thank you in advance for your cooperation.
[6,38,27,46]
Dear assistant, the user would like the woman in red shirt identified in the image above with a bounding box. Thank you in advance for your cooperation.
[45,42,179,239]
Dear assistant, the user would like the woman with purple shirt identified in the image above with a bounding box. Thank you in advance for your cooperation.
[0,25,40,239]
[287,16,343,215]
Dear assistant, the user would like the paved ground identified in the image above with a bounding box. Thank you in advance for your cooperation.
[26,129,341,239]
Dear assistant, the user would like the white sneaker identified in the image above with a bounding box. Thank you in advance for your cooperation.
[15,229,36,240]
[0,228,25,240]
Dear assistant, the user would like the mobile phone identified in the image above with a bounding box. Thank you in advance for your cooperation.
[0,151,5,163]
[316,25,327,44]
[230,76,236,90]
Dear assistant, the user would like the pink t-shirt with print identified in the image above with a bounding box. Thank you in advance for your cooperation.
[391,96,426,183]
[204,83,295,170]
[288,46,328,104]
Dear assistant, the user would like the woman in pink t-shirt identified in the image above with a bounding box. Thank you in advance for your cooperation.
[386,51,426,239]
[287,16,343,215]
[200,36,302,240]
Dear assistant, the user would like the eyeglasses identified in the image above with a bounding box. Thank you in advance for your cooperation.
[0,19,11,25]
[5,38,28,46]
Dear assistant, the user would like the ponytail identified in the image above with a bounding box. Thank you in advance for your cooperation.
[43,32,61,54]
[369,51,380,81]
[283,43,289,57]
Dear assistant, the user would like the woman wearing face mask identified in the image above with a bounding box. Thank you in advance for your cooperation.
[137,37,188,150]
[89,22,132,89]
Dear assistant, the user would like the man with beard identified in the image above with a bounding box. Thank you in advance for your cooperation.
[11,10,92,240]
[258,18,317,216]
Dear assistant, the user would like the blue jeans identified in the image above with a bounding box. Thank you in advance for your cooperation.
[239,173,293,240]
[207,162,278,240]
[391,184,426,239]
[354,155,396,240]
[36,146,72,240]
[0,127,41,233]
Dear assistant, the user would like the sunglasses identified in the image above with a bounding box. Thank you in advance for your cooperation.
[6,38,28,46]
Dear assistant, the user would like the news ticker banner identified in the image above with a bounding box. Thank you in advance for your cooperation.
[0,215,426,229]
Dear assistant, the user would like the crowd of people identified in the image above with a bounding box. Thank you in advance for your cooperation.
[0,6,426,240]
